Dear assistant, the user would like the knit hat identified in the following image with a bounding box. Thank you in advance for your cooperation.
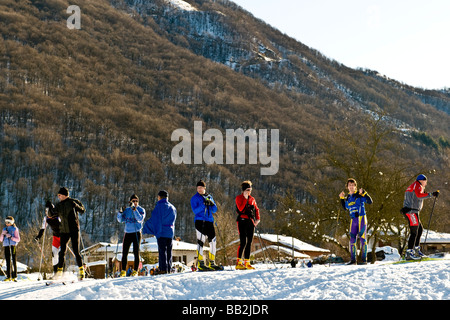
[58,187,69,197]
[158,190,169,198]
[129,194,139,202]
[196,180,206,187]
[416,174,427,181]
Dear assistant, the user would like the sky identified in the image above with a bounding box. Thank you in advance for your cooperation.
[231,0,450,90]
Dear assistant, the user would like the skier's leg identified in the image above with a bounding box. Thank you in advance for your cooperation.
[358,215,367,263]
[348,218,358,263]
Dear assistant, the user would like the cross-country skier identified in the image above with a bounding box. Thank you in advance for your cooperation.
[339,178,373,265]
[35,205,62,274]
[117,194,146,277]
[190,180,221,271]
[235,180,260,270]
[143,190,177,274]
[1,216,21,281]
[401,174,439,260]
[47,187,86,280]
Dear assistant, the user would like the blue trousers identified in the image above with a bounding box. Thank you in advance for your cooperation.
[157,237,173,272]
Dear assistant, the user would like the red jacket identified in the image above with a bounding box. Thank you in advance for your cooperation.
[235,194,260,221]
[403,181,431,213]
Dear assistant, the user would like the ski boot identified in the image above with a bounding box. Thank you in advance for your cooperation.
[414,246,427,259]
[244,259,255,270]
[198,260,214,271]
[54,267,64,279]
[405,249,420,261]
[120,270,126,277]
[131,270,138,277]
[346,260,357,265]
[209,260,223,271]
[235,258,246,270]
[78,266,85,280]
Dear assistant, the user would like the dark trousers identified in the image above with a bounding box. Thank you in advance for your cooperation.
[404,212,423,249]
[4,245,17,278]
[122,232,141,271]
[237,218,255,259]
[58,230,83,268]
[157,237,173,272]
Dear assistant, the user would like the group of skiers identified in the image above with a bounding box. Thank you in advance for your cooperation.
[339,174,440,264]
[0,174,440,281]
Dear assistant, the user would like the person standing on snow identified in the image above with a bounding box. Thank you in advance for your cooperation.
[117,194,146,277]
[339,178,373,265]
[235,180,260,270]
[1,216,20,281]
[35,205,62,274]
[190,180,221,271]
[143,190,177,274]
[401,174,439,260]
[47,187,86,280]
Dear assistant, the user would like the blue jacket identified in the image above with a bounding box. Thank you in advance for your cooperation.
[117,206,146,233]
[190,192,217,222]
[143,198,177,239]
[341,191,373,219]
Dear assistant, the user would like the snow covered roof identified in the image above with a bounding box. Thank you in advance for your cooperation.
[254,245,310,259]
[420,229,450,244]
[84,237,203,255]
[258,233,330,253]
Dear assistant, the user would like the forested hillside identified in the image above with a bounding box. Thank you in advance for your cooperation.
[0,0,448,267]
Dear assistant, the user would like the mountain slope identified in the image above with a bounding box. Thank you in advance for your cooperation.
[0,0,448,255]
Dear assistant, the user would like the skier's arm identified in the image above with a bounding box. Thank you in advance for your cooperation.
[133,207,145,223]
[413,183,431,199]
[359,189,373,204]
[11,229,20,243]
[73,199,86,214]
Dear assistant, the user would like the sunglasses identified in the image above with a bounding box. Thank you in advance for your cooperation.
[131,200,139,203]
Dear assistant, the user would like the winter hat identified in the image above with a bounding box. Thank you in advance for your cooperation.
[129,194,139,202]
[58,187,69,197]
[196,180,206,188]
[158,190,169,198]
[5,216,14,225]
[241,180,252,191]
[416,174,427,181]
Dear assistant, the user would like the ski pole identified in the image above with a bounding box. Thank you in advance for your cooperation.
[255,228,277,269]
[423,191,438,247]
[37,209,48,281]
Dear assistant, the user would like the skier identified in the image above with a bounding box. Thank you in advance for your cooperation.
[401,174,439,260]
[235,180,260,270]
[117,194,146,277]
[143,190,177,274]
[339,178,373,265]
[190,180,221,271]
[0,216,20,281]
[35,205,62,274]
[47,187,86,280]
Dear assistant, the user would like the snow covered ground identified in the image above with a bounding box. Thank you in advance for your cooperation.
[1,258,449,301]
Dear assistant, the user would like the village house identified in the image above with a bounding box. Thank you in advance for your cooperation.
[220,233,330,264]
[81,237,207,278]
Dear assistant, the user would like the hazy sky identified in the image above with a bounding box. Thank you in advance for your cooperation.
[231,0,450,89]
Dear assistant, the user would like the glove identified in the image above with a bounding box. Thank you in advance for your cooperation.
[432,190,440,197]
[204,195,214,206]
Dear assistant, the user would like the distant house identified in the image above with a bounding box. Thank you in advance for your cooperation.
[220,233,330,264]
[81,237,206,277]
[420,229,450,254]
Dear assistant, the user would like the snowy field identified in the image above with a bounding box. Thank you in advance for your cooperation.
[1,258,449,301]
